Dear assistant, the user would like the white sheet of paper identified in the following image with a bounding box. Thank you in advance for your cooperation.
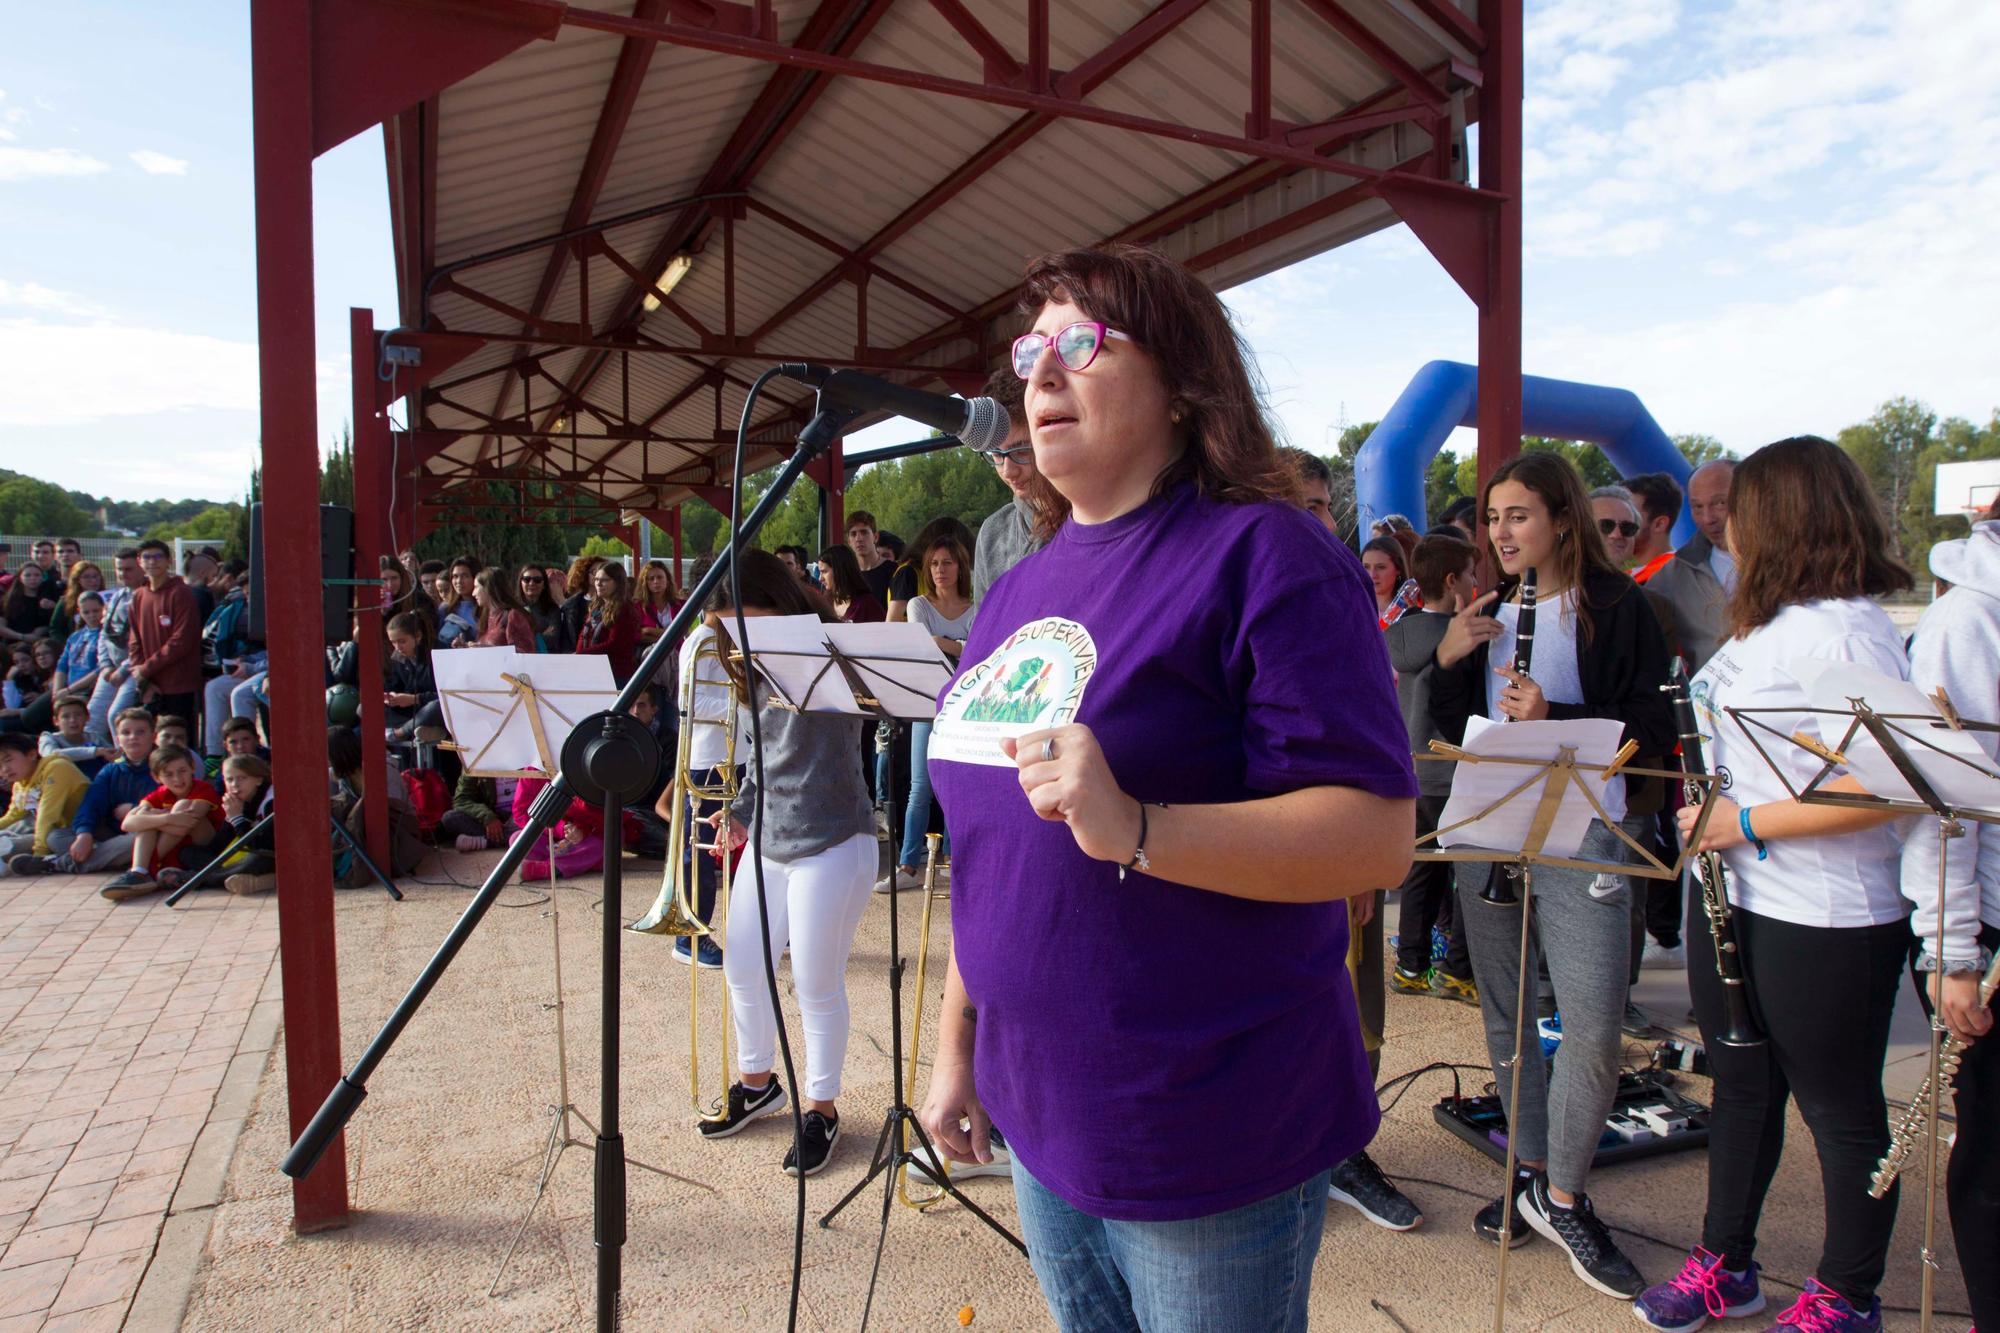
[930,616,1099,768]
[726,616,954,719]
[1794,660,2000,817]
[1436,715,1631,859]
[432,648,620,775]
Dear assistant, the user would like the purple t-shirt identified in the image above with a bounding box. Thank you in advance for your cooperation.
[932,484,1417,1221]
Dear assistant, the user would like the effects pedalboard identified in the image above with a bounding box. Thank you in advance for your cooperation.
[1433,1042,1712,1168]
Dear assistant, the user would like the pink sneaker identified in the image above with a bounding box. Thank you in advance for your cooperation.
[1764,1280,1881,1332]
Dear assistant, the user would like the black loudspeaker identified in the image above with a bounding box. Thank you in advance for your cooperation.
[248,502,353,644]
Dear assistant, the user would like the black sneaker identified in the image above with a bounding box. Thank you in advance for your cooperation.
[1622,1001,1657,1037]
[783,1109,839,1178]
[1519,1174,1646,1298]
[100,870,159,902]
[696,1079,787,1140]
[1473,1167,1537,1248]
[8,854,56,876]
[1327,1150,1423,1231]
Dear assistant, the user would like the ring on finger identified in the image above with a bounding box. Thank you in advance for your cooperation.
[1042,737,1057,763]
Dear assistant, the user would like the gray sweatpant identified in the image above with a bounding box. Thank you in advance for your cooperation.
[46,829,138,873]
[1456,819,1630,1196]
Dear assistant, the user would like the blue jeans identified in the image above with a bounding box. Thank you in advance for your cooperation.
[897,720,948,870]
[1012,1157,1330,1333]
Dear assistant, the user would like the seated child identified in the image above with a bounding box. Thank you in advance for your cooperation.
[41,696,114,780]
[512,775,642,882]
[101,743,225,901]
[205,715,266,782]
[0,731,89,875]
[10,707,157,876]
[152,714,193,754]
[438,772,510,853]
[217,753,277,895]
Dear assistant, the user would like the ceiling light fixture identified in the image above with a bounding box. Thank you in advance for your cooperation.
[641,253,694,313]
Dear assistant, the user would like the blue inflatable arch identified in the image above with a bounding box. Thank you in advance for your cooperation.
[1353,360,1694,545]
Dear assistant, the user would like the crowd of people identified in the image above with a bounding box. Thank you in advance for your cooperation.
[5,243,1995,1332]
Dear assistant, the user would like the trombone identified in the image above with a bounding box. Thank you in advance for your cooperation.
[630,632,740,1123]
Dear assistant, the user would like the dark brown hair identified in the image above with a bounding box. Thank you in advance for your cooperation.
[917,534,974,600]
[474,566,527,637]
[1016,245,1298,541]
[1726,436,1912,638]
[707,549,837,694]
[1411,534,1478,602]
[642,560,682,611]
[1360,536,1408,587]
[1482,451,1624,644]
[815,545,870,604]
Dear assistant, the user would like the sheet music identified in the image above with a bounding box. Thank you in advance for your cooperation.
[431,648,620,775]
[1435,715,1631,860]
[726,615,954,719]
[1795,659,2000,815]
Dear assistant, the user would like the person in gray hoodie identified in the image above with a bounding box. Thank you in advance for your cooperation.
[697,549,875,1181]
[1901,507,2000,1333]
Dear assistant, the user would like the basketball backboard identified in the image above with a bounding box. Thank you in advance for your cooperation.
[1935,459,2000,519]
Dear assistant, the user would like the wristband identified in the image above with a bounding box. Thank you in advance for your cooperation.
[1739,806,1768,861]
[1120,802,1162,882]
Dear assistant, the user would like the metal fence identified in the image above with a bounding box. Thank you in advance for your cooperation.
[0,534,129,570]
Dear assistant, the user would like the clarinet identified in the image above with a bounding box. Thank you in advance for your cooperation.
[1665,660,1766,1048]
[1478,571,1538,906]
[1871,948,2000,1196]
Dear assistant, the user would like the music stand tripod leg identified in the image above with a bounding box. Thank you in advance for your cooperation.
[331,813,404,900]
[164,810,274,905]
[1491,863,1537,1333]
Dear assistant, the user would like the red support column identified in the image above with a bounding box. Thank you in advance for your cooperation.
[1475,0,1523,499]
[351,311,391,868]
[252,0,348,1234]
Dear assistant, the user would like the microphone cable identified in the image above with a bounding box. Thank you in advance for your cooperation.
[730,366,809,1332]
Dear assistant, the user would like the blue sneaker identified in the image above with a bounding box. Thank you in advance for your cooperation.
[1763,1280,1880,1331]
[1633,1247,1764,1331]
[1430,924,1449,964]
[673,936,723,969]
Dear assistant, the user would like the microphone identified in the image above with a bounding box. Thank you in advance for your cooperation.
[775,364,1011,453]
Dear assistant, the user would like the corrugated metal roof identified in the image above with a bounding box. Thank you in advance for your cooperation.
[390,0,1484,517]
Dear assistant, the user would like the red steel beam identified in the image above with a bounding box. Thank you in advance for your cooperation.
[1405,0,1486,53]
[516,0,898,456]
[351,311,392,870]
[743,0,1214,349]
[926,0,1021,83]
[1296,0,1448,110]
[252,0,348,1235]
[1476,0,1522,495]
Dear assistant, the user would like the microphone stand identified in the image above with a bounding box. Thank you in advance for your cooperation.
[281,406,859,1332]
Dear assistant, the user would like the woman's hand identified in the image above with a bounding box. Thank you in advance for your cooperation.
[918,1056,993,1167]
[1491,665,1548,721]
[1678,796,1746,852]
[1003,724,1140,865]
[1436,590,1503,668]
[932,635,962,659]
[385,692,417,709]
[1932,971,1994,1046]
[704,809,747,851]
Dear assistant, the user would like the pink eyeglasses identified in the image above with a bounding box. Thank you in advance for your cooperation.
[1011,321,1133,379]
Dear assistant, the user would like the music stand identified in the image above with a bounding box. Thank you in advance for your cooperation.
[724,616,1024,1324]
[427,649,707,1303]
[1725,664,2000,1333]
[1414,716,1712,1333]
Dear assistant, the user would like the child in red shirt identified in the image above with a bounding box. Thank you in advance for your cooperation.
[101,744,226,900]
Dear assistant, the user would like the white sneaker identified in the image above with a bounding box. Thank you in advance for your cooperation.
[1641,941,1686,970]
[953,1126,1012,1180]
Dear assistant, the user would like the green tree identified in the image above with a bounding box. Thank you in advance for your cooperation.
[146,503,241,544]
[1838,397,1942,566]
[844,445,1012,543]
[0,476,97,538]
[1673,433,1732,469]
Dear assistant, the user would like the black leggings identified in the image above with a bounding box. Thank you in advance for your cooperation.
[1912,923,2000,1331]
[1689,899,1909,1308]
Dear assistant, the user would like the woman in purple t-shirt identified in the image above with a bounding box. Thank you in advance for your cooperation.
[919,246,1418,1332]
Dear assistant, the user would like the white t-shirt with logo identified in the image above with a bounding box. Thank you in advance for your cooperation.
[1692,597,1913,927]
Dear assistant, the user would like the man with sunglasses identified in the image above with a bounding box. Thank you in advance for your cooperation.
[971,369,1037,607]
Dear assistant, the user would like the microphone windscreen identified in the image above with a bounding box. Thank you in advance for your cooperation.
[958,396,1011,453]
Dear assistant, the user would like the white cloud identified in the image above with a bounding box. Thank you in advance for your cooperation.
[128,149,188,176]
[0,146,106,182]
[0,320,258,426]
[0,280,108,319]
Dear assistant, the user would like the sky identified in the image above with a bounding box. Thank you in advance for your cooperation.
[2,0,1996,505]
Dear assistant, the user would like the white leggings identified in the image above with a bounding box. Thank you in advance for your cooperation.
[724,830,877,1103]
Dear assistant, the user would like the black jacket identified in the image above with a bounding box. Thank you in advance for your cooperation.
[1430,566,1675,798]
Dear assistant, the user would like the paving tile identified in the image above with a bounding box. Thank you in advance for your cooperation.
[0,1215,24,1250]
[75,1212,161,1265]
[0,1219,90,1269]
[0,1254,70,1319]
[94,1174,174,1225]
[40,1302,132,1332]
[132,1115,204,1157]
[13,1112,95,1156]
[47,1248,146,1318]
[0,1176,54,1217]
[25,1180,114,1231]
[69,1120,145,1164]
[46,1154,125,1193]
[117,1149,182,1182]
